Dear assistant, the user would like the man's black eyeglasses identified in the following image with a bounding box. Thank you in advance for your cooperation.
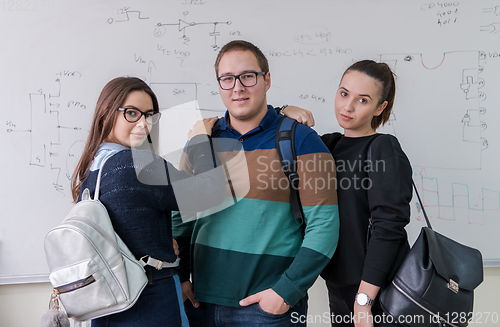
[118,107,162,124]
[217,72,266,90]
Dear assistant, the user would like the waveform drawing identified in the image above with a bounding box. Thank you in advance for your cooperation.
[107,7,149,24]
[414,173,500,226]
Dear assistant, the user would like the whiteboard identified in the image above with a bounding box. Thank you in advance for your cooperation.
[1,0,499,284]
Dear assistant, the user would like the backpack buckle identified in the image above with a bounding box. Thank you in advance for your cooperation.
[140,255,180,270]
[288,172,300,190]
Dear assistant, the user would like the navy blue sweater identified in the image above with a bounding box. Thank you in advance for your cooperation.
[79,135,223,267]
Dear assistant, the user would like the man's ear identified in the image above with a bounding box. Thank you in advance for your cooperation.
[265,71,271,92]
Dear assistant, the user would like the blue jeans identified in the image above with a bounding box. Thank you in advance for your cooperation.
[92,268,189,327]
[185,300,307,327]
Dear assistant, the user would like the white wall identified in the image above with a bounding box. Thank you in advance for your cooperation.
[1,268,499,327]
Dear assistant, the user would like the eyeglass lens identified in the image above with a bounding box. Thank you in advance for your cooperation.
[123,108,160,124]
[218,72,260,90]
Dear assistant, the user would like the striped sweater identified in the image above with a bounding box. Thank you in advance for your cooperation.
[172,106,339,307]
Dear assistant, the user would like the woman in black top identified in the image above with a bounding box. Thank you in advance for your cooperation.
[282,60,412,327]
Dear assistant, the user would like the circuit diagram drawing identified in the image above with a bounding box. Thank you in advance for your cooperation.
[378,51,488,170]
[154,11,231,50]
[462,108,488,150]
[378,51,498,227]
[480,6,500,33]
[460,67,486,100]
[107,7,150,24]
[5,73,87,196]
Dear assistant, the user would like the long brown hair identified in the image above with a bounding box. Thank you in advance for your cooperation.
[71,77,160,202]
[343,60,396,130]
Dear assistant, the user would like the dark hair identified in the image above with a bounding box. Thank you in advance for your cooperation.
[70,77,159,202]
[214,40,269,77]
[343,60,396,130]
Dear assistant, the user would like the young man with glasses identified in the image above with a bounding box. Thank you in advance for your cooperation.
[173,40,340,326]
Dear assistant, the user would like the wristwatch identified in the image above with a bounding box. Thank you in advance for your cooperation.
[355,292,374,306]
[277,104,288,115]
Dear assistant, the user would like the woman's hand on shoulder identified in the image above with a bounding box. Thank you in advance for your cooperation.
[188,117,218,139]
[282,106,315,127]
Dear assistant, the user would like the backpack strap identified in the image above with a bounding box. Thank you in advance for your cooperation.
[139,255,180,269]
[211,118,224,138]
[276,116,304,226]
[93,155,113,201]
[91,153,180,269]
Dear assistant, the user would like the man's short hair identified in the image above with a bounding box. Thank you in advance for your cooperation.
[214,40,269,77]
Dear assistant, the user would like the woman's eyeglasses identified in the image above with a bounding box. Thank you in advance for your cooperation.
[118,107,162,125]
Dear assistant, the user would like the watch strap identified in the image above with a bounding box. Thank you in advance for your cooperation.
[355,292,375,306]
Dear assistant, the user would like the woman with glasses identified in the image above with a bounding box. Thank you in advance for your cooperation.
[71,76,223,327]
[281,61,412,327]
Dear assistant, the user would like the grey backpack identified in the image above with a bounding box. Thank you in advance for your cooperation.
[44,156,148,322]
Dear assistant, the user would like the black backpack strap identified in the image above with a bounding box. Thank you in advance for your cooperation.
[276,116,304,226]
[211,118,223,138]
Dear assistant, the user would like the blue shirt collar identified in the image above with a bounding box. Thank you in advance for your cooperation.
[219,105,278,134]
[90,142,128,171]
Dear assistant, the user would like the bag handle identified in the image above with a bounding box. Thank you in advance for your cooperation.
[412,181,432,230]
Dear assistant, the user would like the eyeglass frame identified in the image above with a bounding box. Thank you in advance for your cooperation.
[216,71,267,90]
[117,107,162,124]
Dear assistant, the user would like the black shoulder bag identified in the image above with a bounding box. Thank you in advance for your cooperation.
[379,182,484,327]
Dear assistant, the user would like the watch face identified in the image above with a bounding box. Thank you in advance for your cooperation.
[356,293,368,305]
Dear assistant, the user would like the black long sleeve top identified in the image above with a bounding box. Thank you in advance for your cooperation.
[320,133,412,289]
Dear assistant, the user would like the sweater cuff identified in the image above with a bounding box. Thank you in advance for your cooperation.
[361,264,387,288]
[272,275,305,307]
[179,270,191,283]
